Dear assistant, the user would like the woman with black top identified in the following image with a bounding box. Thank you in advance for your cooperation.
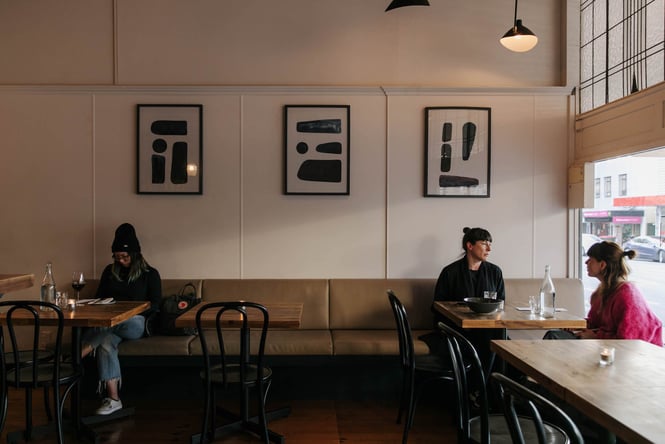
[428,227,505,374]
[81,223,162,415]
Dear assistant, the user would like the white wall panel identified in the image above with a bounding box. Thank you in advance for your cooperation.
[93,94,242,279]
[115,0,562,87]
[0,0,113,84]
[386,94,569,279]
[241,94,387,278]
[0,93,94,298]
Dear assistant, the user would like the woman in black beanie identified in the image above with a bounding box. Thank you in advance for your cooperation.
[81,223,162,415]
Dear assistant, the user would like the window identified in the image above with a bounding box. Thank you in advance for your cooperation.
[579,151,665,343]
[619,173,628,196]
[604,176,612,197]
[579,0,665,114]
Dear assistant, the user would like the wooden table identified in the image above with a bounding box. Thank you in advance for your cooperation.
[491,339,665,444]
[0,273,35,295]
[176,302,303,444]
[1,300,150,443]
[433,301,587,330]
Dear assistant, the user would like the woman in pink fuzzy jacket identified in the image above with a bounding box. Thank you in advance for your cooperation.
[578,241,662,346]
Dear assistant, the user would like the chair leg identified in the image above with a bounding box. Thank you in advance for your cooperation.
[24,387,33,441]
[200,379,212,444]
[257,382,269,444]
[396,369,409,424]
[43,386,53,422]
[53,385,64,444]
[0,385,7,435]
[402,374,416,444]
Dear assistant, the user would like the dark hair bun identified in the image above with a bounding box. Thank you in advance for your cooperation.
[624,249,636,260]
[463,227,471,234]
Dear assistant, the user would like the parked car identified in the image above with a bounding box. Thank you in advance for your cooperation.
[582,234,603,256]
[622,236,665,263]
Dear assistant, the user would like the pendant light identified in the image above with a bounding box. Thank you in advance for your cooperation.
[385,0,430,12]
[500,0,538,52]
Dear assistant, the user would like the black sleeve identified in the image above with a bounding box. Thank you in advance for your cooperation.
[95,265,114,298]
[145,267,162,314]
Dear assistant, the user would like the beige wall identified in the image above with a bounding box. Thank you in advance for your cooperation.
[0,1,575,298]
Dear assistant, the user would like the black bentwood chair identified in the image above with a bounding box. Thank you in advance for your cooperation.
[388,290,455,444]
[0,301,81,444]
[438,322,571,444]
[196,301,273,444]
[491,373,584,444]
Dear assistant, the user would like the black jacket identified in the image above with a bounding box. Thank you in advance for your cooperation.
[96,264,162,316]
[433,255,505,302]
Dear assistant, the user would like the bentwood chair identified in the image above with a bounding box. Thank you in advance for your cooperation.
[438,322,571,444]
[388,290,455,444]
[196,301,272,444]
[0,301,81,444]
[491,373,584,444]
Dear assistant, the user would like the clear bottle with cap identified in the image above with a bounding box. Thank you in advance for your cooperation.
[539,265,556,318]
[40,262,57,310]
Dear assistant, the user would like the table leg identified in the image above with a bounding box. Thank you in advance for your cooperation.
[71,327,135,443]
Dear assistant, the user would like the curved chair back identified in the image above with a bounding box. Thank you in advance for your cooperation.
[0,300,78,444]
[437,321,491,444]
[0,301,64,389]
[195,301,272,444]
[388,290,414,371]
[491,373,584,444]
[196,301,269,388]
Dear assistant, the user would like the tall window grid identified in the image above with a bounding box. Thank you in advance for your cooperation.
[579,0,665,114]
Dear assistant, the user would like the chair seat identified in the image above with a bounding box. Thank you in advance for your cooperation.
[202,363,273,385]
[414,352,454,374]
[4,350,54,367]
[469,414,570,444]
[8,363,81,386]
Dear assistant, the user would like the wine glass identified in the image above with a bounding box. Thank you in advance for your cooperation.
[71,272,86,305]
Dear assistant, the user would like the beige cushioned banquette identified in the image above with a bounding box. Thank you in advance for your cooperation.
[72,277,584,359]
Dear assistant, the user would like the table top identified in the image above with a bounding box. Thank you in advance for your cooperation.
[491,339,665,444]
[433,301,587,329]
[0,301,150,328]
[175,302,303,329]
[0,273,35,294]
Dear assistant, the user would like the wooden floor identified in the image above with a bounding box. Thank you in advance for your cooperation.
[0,388,459,443]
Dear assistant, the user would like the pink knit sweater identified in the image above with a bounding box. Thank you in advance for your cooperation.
[587,282,663,346]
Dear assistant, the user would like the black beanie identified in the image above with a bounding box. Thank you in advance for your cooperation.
[112,223,141,253]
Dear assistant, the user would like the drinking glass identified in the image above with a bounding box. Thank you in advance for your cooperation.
[71,271,86,305]
[528,295,540,314]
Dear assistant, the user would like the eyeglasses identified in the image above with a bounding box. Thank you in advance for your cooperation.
[477,241,492,248]
[112,253,131,262]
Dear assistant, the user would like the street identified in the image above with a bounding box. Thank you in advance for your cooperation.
[582,258,665,340]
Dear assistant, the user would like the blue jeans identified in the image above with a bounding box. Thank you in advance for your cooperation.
[82,315,145,385]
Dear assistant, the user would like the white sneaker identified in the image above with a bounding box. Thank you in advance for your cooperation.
[95,397,122,415]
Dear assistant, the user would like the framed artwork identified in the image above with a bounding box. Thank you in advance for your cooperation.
[284,105,350,195]
[424,107,491,197]
[137,104,203,194]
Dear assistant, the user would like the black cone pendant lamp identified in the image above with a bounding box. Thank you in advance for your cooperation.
[500,0,538,52]
[385,0,430,12]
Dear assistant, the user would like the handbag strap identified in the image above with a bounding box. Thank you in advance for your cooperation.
[179,282,198,298]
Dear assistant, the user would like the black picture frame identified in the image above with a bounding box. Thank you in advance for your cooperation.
[137,104,203,194]
[424,107,491,197]
[284,105,350,195]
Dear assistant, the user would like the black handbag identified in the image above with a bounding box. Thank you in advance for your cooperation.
[152,282,200,336]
